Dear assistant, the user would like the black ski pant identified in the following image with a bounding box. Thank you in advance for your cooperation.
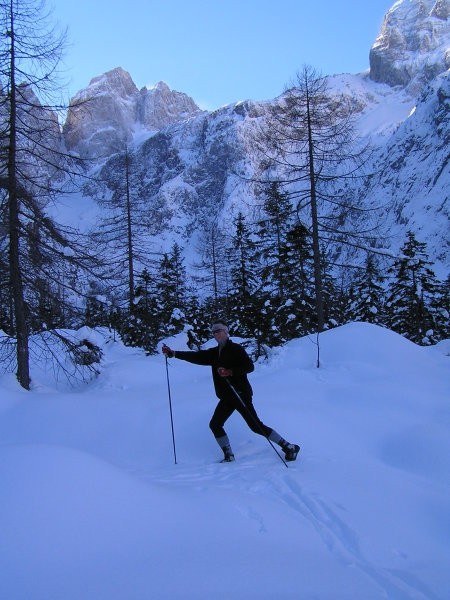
[209,393,273,439]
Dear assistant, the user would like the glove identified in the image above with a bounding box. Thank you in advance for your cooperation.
[162,344,175,358]
[217,367,233,377]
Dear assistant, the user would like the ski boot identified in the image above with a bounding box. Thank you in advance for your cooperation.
[220,448,235,463]
[283,444,300,462]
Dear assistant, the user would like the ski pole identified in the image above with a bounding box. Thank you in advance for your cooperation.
[224,377,288,468]
[164,354,178,465]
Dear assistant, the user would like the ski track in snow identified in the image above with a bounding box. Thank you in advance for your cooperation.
[277,477,439,600]
[126,453,437,600]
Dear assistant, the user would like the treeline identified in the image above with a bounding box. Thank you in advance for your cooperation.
[82,203,450,356]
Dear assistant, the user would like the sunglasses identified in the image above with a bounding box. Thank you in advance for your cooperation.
[212,328,226,334]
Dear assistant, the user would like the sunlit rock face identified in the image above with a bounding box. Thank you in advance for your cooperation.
[137,81,203,131]
[369,0,450,94]
[63,68,202,160]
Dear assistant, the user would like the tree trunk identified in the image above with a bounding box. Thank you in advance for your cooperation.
[7,6,30,389]
[125,149,135,311]
[306,87,325,335]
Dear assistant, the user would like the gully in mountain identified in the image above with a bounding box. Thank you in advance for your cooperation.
[162,320,300,463]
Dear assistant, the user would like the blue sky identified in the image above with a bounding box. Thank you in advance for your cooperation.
[52,0,395,110]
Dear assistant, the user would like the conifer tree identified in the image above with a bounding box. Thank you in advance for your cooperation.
[155,243,188,339]
[277,221,316,339]
[385,232,441,344]
[320,255,342,329]
[253,183,295,343]
[92,147,151,311]
[426,273,449,342]
[435,275,450,340]
[192,222,229,314]
[183,294,213,350]
[256,182,293,300]
[258,65,373,336]
[118,268,158,353]
[349,254,386,324]
[227,212,264,342]
[85,296,109,329]
[0,0,103,387]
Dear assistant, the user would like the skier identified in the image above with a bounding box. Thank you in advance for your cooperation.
[162,320,300,463]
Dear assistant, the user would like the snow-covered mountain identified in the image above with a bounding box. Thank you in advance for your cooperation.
[61,0,449,275]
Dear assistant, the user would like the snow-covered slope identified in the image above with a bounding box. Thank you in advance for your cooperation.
[0,323,449,599]
[364,72,450,275]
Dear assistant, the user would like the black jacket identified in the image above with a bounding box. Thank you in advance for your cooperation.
[174,338,254,399]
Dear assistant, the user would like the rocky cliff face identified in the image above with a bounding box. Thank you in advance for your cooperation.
[63,67,203,159]
[385,73,449,266]
[137,81,203,131]
[85,99,265,244]
[369,0,450,94]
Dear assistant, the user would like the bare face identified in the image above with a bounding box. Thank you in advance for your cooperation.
[212,327,228,343]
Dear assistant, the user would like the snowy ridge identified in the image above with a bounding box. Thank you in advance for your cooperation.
[0,323,449,599]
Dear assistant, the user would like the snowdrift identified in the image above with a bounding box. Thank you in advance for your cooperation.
[0,323,449,599]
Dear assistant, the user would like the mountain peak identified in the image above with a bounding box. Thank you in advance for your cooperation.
[79,67,138,100]
[64,71,201,159]
[369,0,450,93]
[138,81,203,131]
[146,81,171,92]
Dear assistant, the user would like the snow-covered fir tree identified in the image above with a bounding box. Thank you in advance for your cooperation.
[155,244,188,338]
[227,212,265,344]
[385,232,443,345]
[349,254,386,325]
[117,268,158,353]
[277,222,316,340]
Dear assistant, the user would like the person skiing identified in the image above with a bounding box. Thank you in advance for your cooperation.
[162,320,300,463]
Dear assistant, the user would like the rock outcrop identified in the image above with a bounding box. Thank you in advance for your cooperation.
[137,81,202,131]
[369,0,450,94]
[63,67,202,160]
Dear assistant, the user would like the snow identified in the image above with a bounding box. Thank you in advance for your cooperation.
[0,322,449,600]
[327,73,417,138]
